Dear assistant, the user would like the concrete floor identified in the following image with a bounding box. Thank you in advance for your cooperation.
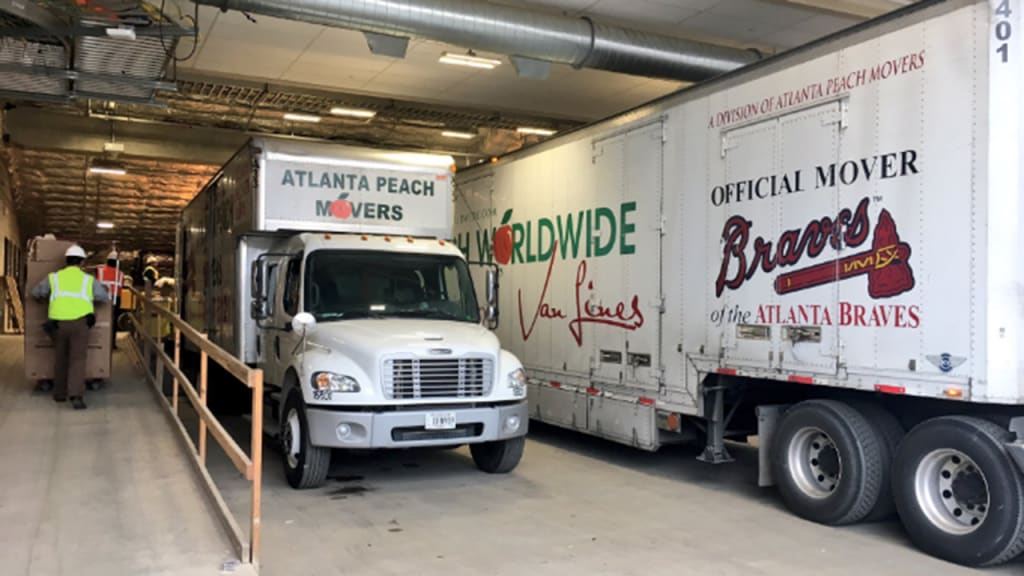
[3,331,1020,575]
[0,336,248,576]
[205,416,1023,576]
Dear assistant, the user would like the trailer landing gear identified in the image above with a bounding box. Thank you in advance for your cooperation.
[697,384,734,464]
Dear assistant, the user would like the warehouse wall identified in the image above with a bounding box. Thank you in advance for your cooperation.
[0,147,23,332]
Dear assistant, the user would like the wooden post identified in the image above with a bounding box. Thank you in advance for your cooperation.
[173,328,181,415]
[199,348,208,464]
[249,369,264,567]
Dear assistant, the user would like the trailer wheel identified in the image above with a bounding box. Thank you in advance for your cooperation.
[281,390,331,489]
[772,400,884,525]
[892,416,1024,566]
[471,437,525,474]
[849,401,905,521]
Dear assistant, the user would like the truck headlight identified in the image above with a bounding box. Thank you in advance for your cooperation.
[508,368,527,397]
[312,372,360,393]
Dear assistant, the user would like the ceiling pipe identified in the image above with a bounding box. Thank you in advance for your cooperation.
[199,0,760,82]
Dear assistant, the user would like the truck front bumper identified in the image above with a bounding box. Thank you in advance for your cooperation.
[305,401,529,449]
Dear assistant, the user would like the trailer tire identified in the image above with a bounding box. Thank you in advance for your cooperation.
[471,437,525,474]
[772,400,884,526]
[848,401,904,521]
[281,390,331,489]
[892,416,1024,567]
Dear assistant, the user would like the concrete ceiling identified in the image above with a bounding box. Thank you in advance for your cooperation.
[175,0,875,121]
[1,0,914,253]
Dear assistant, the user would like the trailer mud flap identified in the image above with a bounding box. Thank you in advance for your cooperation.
[529,382,587,431]
[1007,442,1024,476]
[587,394,657,450]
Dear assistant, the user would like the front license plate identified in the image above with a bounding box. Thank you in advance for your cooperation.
[425,412,457,430]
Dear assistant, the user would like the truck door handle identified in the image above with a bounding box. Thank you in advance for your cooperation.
[274,335,280,359]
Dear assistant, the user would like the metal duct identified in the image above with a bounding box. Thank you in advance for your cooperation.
[200,0,760,81]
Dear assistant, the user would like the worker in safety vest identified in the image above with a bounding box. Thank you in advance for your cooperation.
[31,245,109,410]
[96,251,125,350]
[142,257,159,287]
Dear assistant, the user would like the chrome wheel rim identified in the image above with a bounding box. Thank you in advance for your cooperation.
[787,427,842,499]
[283,408,301,470]
[914,449,989,535]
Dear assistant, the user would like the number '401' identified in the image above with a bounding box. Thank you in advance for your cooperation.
[996,0,1013,63]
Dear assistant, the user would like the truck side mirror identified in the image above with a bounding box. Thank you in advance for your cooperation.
[292,312,317,335]
[485,268,499,329]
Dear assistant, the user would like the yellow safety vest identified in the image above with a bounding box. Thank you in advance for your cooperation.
[48,267,95,321]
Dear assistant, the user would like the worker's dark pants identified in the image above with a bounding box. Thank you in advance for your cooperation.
[51,317,90,398]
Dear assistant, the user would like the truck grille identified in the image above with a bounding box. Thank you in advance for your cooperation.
[382,357,494,399]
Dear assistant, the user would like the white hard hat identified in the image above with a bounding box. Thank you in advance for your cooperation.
[107,251,119,261]
[65,245,87,259]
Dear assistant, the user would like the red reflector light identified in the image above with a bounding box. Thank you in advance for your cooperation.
[586,387,600,396]
[638,397,655,406]
[788,375,814,384]
[874,384,906,395]
[549,381,561,388]
[716,368,737,375]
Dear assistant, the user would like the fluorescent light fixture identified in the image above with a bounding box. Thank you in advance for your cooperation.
[517,127,557,136]
[89,163,127,176]
[329,107,377,119]
[96,221,115,229]
[441,130,476,139]
[283,112,322,123]
[439,52,502,69]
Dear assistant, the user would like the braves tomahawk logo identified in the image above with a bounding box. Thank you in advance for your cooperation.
[716,197,915,299]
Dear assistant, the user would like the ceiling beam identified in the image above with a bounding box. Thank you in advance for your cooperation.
[771,0,912,19]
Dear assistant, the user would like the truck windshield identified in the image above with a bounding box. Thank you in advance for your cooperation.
[304,250,481,324]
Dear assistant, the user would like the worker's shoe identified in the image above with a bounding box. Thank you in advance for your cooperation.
[35,380,54,394]
[53,394,67,403]
[70,397,87,410]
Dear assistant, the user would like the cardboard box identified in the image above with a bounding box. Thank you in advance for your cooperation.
[24,239,112,382]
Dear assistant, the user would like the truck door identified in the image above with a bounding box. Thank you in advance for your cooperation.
[264,255,303,386]
[590,122,664,391]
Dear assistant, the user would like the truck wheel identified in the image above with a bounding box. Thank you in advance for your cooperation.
[281,391,331,489]
[892,416,1024,566]
[471,437,525,474]
[772,400,884,525]
[849,401,905,521]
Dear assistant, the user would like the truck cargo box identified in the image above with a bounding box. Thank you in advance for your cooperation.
[178,138,454,360]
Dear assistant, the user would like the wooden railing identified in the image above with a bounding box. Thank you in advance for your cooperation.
[123,287,263,569]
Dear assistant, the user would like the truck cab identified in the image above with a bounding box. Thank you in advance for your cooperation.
[252,233,527,487]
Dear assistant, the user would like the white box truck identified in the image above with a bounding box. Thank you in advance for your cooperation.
[454,0,1024,566]
[178,138,528,489]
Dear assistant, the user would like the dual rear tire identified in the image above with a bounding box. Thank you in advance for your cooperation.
[772,401,1024,566]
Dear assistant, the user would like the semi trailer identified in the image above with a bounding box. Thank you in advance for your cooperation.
[178,138,528,489]
[453,0,1024,566]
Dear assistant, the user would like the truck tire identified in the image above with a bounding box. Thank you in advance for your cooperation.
[471,437,525,474]
[772,399,884,525]
[848,401,905,521]
[892,416,1024,567]
[281,391,331,489]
